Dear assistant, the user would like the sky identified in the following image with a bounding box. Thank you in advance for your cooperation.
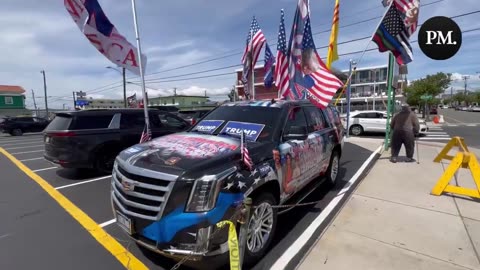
[1,0,479,109]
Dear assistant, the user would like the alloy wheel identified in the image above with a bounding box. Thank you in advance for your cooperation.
[247,202,274,253]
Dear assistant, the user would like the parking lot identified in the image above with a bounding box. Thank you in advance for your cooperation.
[0,133,381,270]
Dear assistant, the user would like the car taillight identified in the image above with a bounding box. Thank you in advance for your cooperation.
[191,119,196,125]
[48,132,76,137]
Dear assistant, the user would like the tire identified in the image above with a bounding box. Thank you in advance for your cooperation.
[326,151,340,187]
[11,129,23,136]
[94,147,119,174]
[244,192,278,267]
[349,125,363,136]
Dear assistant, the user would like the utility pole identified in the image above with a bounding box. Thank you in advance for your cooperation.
[122,67,127,108]
[204,90,207,97]
[173,87,177,96]
[31,89,38,116]
[346,59,356,139]
[40,70,49,119]
[462,75,470,105]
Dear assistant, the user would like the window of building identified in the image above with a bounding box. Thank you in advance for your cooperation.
[4,96,13,104]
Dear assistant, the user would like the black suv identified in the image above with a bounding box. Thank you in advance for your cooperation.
[44,109,190,172]
[111,100,345,266]
[1,116,49,136]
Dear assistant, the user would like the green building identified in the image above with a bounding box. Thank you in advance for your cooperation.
[0,85,27,117]
[148,95,214,110]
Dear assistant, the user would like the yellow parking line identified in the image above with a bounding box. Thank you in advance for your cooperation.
[0,147,148,270]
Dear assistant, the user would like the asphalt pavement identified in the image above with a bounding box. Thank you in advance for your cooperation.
[439,108,480,148]
[0,133,380,270]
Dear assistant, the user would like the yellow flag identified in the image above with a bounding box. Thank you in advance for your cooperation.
[326,0,340,70]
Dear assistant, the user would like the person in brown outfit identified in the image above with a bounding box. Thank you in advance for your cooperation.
[390,104,420,163]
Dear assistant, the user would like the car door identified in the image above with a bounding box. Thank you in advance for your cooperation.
[377,113,388,132]
[351,113,369,131]
[304,106,334,177]
[20,117,35,132]
[33,117,48,132]
[120,112,146,146]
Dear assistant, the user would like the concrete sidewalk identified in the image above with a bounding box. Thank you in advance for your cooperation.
[298,141,480,270]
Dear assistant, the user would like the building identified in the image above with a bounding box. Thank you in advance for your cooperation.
[235,64,278,100]
[82,98,125,109]
[0,85,28,117]
[148,95,212,109]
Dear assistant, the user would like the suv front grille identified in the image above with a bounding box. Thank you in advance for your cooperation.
[112,163,176,221]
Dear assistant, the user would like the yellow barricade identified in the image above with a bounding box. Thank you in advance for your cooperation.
[216,220,241,270]
[431,137,480,199]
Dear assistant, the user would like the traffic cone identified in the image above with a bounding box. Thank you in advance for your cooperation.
[433,115,440,124]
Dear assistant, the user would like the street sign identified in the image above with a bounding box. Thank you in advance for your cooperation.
[420,94,433,100]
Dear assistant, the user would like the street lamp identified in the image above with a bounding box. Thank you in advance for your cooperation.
[106,66,127,108]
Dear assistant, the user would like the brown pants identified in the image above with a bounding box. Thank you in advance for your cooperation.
[391,130,415,158]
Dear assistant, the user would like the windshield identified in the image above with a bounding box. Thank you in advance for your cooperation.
[190,105,281,142]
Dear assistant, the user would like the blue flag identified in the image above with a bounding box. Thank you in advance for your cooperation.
[264,43,275,88]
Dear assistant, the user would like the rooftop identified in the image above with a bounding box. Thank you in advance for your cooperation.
[149,95,210,99]
[0,85,26,94]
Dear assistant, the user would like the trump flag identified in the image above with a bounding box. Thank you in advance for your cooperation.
[64,0,147,75]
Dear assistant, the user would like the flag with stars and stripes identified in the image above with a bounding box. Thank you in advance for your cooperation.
[275,9,293,100]
[383,0,419,36]
[372,3,415,65]
[287,0,310,99]
[297,16,344,109]
[241,17,266,67]
[140,124,152,143]
[264,43,275,88]
[241,131,253,171]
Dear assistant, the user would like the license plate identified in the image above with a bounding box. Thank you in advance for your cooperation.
[116,211,133,235]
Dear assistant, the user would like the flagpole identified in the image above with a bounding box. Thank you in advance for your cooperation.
[249,27,255,100]
[130,0,150,130]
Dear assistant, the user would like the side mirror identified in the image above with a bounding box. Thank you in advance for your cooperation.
[283,126,308,141]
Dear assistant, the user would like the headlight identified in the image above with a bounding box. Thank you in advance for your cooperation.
[185,167,237,213]
[186,175,223,212]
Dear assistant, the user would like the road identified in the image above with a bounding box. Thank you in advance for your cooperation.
[440,108,480,148]
[0,133,380,270]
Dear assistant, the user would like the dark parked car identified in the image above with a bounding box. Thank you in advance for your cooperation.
[44,109,190,172]
[0,116,49,136]
[177,108,213,125]
[111,100,345,267]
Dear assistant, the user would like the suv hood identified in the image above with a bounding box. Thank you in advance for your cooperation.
[117,132,269,176]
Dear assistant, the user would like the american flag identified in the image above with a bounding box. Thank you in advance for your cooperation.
[241,17,266,70]
[140,124,151,143]
[241,131,253,171]
[298,16,344,109]
[275,9,293,99]
[264,43,275,88]
[372,4,414,65]
[383,0,419,36]
[287,0,310,99]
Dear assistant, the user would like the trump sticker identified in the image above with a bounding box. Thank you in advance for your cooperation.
[192,120,224,134]
[220,121,265,142]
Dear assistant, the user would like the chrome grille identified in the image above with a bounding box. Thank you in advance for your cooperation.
[112,160,176,221]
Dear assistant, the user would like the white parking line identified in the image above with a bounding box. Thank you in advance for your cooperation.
[466,124,477,127]
[419,137,452,140]
[10,149,44,155]
[4,145,44,150]
[424,135,450,137]
[99,219,116,227]
[271,145,383,270]
[55,176,111,190]
[19,157,44,162]
[32,167,57,172]
[424,132,448,134]
[0,138,43,144]
[0,141,43,147]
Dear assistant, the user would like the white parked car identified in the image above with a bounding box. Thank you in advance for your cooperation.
[342,110,428,136]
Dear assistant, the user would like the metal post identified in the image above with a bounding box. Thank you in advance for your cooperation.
[31,89,38,116]
[72,91,76,110]
[131,0,150,131]
[41,70,49,120]
[373,80,376,110]
[384,53,395,151]
[122,67,127,108]
[239,197,252,269]
[346,59,354,138]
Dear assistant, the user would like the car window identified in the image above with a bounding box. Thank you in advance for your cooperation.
[70,115,113,130]
[18,117,34,123]
[120,113,145,129]
[33,118,46,123]
[304,106,327,132]
[46,115,72,130]
[158,114,186,129]
[284,107,308,135]
[352,113,365,118]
